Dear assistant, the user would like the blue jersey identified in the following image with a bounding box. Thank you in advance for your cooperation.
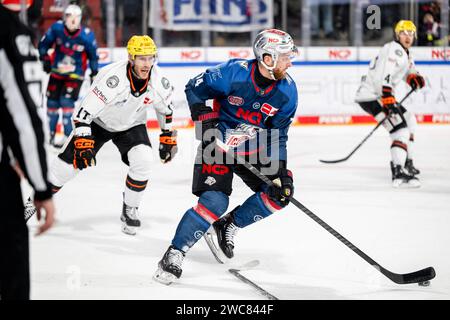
[185,59,298,161]
[38,21,98,79]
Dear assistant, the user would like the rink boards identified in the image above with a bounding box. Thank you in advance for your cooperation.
[52,46,450,128]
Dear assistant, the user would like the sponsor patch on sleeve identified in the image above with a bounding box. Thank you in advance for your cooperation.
[92,86,108,103]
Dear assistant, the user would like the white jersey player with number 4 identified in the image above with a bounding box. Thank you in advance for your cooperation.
[24,35,179,235]
[355,20,425,188]
[355,40,417,102]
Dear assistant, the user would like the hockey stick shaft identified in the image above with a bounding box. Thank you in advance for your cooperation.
[319,88,415,164]
[217,139,435,284]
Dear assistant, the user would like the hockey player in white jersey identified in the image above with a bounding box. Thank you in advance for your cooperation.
[25,35,178,235]
[355,20,425,188]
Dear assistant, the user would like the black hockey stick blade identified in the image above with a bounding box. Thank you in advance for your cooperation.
[319,89,415,164]
[382,266,436,285]
[318,119,385,164]
[319,156,351,164]
[229,268,278,300]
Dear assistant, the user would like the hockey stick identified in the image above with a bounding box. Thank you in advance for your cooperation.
[229,268,279,300]
[216,138,435,285]
[319,88,415,164]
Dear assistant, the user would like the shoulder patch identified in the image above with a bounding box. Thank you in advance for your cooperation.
[208,67,222,81]
[239,61,248,70]
[106,75,119,88]
[395,49,403,57]
[161,77,171,89]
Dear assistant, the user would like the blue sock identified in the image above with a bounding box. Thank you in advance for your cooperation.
[47,99,60,137]
[172,191,229,252]
[233,191,282,228]
[62,111,73,136]
[60,98,74,137]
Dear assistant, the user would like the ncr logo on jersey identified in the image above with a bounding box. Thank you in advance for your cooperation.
[236,108,262,125]
[261,103,278,116]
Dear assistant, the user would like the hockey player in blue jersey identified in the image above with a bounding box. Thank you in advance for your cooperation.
[38,4,98,148]
[154,29,299,284]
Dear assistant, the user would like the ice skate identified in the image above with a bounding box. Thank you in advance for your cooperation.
[209,207,240,260]
[49,134,56,147]
[405,158,420,176]
[52,135,67,149]
[204,226,227,264]
[392,164,421,188]
[120,202,141,235]
[153,245,185,285]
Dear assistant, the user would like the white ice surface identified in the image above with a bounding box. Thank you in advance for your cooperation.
[24,124,450,300]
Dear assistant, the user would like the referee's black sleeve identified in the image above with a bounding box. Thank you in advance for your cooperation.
[0,6,51,201]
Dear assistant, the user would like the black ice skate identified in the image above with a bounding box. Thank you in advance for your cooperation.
[49,134,55,147]
[120,202,141,235]
[392,164,421,188]
[49,134,64,149]
[24,197,36,222]
[153,245,185,285]
[210,207,240,260]
[405,158,420,176]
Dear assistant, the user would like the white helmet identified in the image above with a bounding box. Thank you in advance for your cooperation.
[64,4,82,31]
[253,29,298,76]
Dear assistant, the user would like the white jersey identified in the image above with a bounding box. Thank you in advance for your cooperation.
[73,60,174,132]
[355,41,417,102]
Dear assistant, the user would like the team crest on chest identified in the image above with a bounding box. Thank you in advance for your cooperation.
[227,96,244,106]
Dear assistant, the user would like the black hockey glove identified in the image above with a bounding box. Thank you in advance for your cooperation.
[73,136,96,170]
[267,166,294,207]
[90,70,98,85]
[41,55,52,74]
[159,130,178,163]
[406,73,425,91]
[191,103,219,146]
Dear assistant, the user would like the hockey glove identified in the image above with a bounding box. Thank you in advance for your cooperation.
[381,86,400,116]
[191,103,219,146]
[159,130,178,163]
[90,70,98,85]
[41,55,52,74]
[73,136,96,170]
[406,73,425,90]
[267,167,294,207]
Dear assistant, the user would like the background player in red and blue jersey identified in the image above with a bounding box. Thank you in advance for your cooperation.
[38,4,98,147]
[154,29,299,284]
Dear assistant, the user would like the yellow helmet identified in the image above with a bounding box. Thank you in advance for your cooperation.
[394,20,417,37]
[127,35,157,59]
